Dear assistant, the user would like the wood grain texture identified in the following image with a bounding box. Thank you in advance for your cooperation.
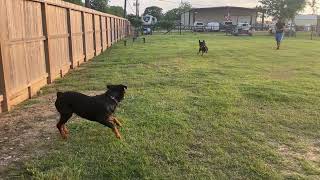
[0,0,131,112]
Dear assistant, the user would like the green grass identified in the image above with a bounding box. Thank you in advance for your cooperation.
[19,33,320,179]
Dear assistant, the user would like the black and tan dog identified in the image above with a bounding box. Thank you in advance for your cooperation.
[198,40,208,56]
[55,84,127,139]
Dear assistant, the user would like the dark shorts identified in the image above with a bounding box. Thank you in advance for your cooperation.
[275,32,284,42]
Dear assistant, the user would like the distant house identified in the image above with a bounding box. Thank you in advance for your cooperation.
[294,14,320,26]
[181,6,258,26]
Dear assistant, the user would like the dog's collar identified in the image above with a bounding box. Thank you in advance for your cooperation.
[108,95,119,104]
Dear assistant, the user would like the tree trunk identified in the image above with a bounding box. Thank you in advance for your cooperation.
[85,0,90,8]
[289,18,294,37]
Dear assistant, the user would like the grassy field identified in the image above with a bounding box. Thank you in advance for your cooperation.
[9,33,320,179]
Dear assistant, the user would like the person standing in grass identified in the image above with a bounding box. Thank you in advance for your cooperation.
[275,19,285,50]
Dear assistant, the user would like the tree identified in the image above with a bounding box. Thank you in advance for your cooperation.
[106,6,124,17]
[179,1,192,13]
[85,0,90,8]
[143,6,163,20]
[163,2,192,21]
[127,14,142,28]
[308,0,319,14]
[159,20,176,30]
[82,1,123,17]
[63,0,83,6]
[90,0,108,12]
[259,0,306,20]
[164,8,180,20]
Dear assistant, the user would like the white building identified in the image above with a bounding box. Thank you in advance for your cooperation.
[295,15,319,26]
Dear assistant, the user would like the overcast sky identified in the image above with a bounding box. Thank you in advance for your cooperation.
[108,0,313,15]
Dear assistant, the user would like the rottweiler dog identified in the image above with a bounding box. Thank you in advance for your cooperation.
[198,40,208,56]
[55,84,127,139]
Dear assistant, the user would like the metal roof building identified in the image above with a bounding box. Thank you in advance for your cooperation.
[181,6,258,26]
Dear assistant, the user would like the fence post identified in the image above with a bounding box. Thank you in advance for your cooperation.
[111,18,114,45]
[106,17,110,48]
[0,0,10,111]
[41,2,54,84]
[0,44,10,112]
[117,19,119,41]
[114,18,116,43]
[100,16,104,51]
[81,11,88,62]
[67,8,76,68]
[122,20,124,39]
[92,14,97,56]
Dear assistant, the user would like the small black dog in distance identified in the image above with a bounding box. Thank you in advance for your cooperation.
[55,84,127,139]
[198,40,208,56]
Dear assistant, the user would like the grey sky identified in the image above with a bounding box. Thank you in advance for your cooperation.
[109,0,312,15]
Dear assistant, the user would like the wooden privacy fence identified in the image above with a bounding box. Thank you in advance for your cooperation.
[0,0,131,113]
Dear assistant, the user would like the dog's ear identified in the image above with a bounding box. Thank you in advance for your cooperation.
[107,85,114,90]
[199,40,201,43]
[203,40,205,43]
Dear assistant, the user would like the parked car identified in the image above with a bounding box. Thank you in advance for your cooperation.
[232,23,253,36]
[285,23,296,37]
[223,21,234,34]
[206,22,220,32]
[193,21,205,32]
[143,27,152,35]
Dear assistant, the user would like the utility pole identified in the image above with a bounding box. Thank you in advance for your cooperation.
[124,0,127,18]
[135,0,139,17]
[180,0,183,35]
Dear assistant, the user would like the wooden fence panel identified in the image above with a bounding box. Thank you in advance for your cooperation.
[101,16,107,51]
[122,20,125,38]
[94,14,102,55]
[84,12,95,60]
[0,0,130,113]
[110,17,114,45]
[70,9,85,67]
[0,0,10,112]
[107,17,111,47]
[113,18,116,43]
[3,0,47,106]
[121,20,123,39]
[47,4,71,81]
[119,19,122,39]
[115,19,119,42]
[0,94,3,112]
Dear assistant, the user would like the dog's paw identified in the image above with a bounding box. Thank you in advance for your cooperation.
[112,128,122,139]
[116,134,122,139]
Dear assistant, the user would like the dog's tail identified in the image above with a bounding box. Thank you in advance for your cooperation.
[56,92,64,99]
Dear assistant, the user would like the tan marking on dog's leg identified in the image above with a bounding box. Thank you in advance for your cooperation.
[107,116,122,127]
[60,124,68,139]
[63,124,69,134]
[112,127,122,139]
[112,117,122,127]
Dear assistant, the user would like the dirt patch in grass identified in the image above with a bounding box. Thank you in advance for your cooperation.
[269,68,295,80]
[0,93,58,177]
[278,141,320,178]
